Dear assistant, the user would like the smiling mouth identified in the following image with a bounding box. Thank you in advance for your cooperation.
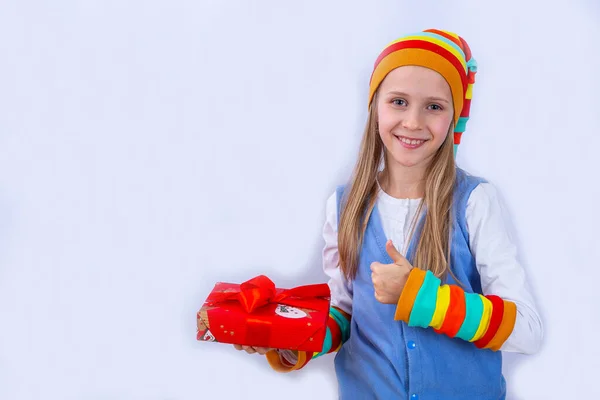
[394,135,429,148]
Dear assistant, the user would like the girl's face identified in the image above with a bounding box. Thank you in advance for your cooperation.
[376,66,454,169]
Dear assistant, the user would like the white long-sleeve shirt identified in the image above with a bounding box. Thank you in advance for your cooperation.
[323,181,543,354]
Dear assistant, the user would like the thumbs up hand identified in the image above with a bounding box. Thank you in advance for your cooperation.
[370,240,413,304]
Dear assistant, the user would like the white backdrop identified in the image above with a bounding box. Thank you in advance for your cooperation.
[1,1,599,399]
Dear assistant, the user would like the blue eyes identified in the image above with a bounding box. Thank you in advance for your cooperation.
[391,98,443,111]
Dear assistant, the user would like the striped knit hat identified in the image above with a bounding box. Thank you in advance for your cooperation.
[368,29,478,155]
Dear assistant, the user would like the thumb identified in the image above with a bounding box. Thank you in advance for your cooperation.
[386,240,407,265]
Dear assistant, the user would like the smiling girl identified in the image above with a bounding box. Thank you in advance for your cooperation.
[236,29,543,400]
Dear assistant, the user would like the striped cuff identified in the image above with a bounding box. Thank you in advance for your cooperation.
[395,269,517,351]
[487,300,517,351]
[430,285,451,329]
[266,306,351,373]
[474,295,504,348]
[408,270,441,328]
[266,349,309,373]
[455,292,484,341]
[471,295,492,342]
[434,284,466,337]
[312,306,351,359]
[395,268,426,321]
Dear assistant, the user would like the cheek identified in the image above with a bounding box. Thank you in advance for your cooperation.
[376,107,397,137]
[430,116,453,142]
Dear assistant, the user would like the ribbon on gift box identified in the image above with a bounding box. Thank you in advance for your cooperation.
[200,275,330,349]
[207,275,330,313]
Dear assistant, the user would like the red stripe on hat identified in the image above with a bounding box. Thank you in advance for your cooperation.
[459,36,472,62]
[423,29,463,49]
[454,132,463,145]
[371,40,467,92]
[460,99,472,118]
[468,71,476,84]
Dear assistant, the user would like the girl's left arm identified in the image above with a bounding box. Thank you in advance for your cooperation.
[464,182,543,353]
[394,183,543,354]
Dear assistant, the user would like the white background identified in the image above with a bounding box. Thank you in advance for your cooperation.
[1,1,599,399]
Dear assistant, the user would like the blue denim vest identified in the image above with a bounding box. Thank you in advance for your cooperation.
[334,169,505,400]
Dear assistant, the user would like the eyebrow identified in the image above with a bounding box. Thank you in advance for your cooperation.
[386,91,451,104]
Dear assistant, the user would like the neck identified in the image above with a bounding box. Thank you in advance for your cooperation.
[378,161,428,199]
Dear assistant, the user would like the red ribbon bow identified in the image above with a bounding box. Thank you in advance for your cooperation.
[208,275,330,313]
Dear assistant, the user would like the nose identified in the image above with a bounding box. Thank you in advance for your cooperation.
[402,108,423,131]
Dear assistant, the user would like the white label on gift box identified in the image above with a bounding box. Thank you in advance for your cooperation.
[275,304,307,319]
[203,330,216,342]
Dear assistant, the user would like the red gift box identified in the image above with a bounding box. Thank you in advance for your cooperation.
[197,275,331,352]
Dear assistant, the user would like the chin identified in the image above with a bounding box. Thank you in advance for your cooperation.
[396,159,424,168]
[388,150,429,169]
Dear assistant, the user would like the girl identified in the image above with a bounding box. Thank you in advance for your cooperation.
[235,29,543,399]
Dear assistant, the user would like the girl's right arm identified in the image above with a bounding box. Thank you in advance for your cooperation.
[266,191,353,372]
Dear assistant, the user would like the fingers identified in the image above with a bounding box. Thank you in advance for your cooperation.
[370,261,382,272]
[374,290,383,304]
[232,344,256,354]
[385,240,407,264]
[374,287,392,304]
[255,347,271,355]
[233,344,272,355]
[371,263,381,298]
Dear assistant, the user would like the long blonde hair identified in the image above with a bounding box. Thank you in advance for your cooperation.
[338,91,457,281]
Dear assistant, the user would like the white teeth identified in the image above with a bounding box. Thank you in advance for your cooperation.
[398,137,424,145]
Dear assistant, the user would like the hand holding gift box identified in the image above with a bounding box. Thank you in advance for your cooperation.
[197,275,331,352]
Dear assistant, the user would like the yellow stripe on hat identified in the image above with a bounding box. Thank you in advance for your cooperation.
[466,84,474,100]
